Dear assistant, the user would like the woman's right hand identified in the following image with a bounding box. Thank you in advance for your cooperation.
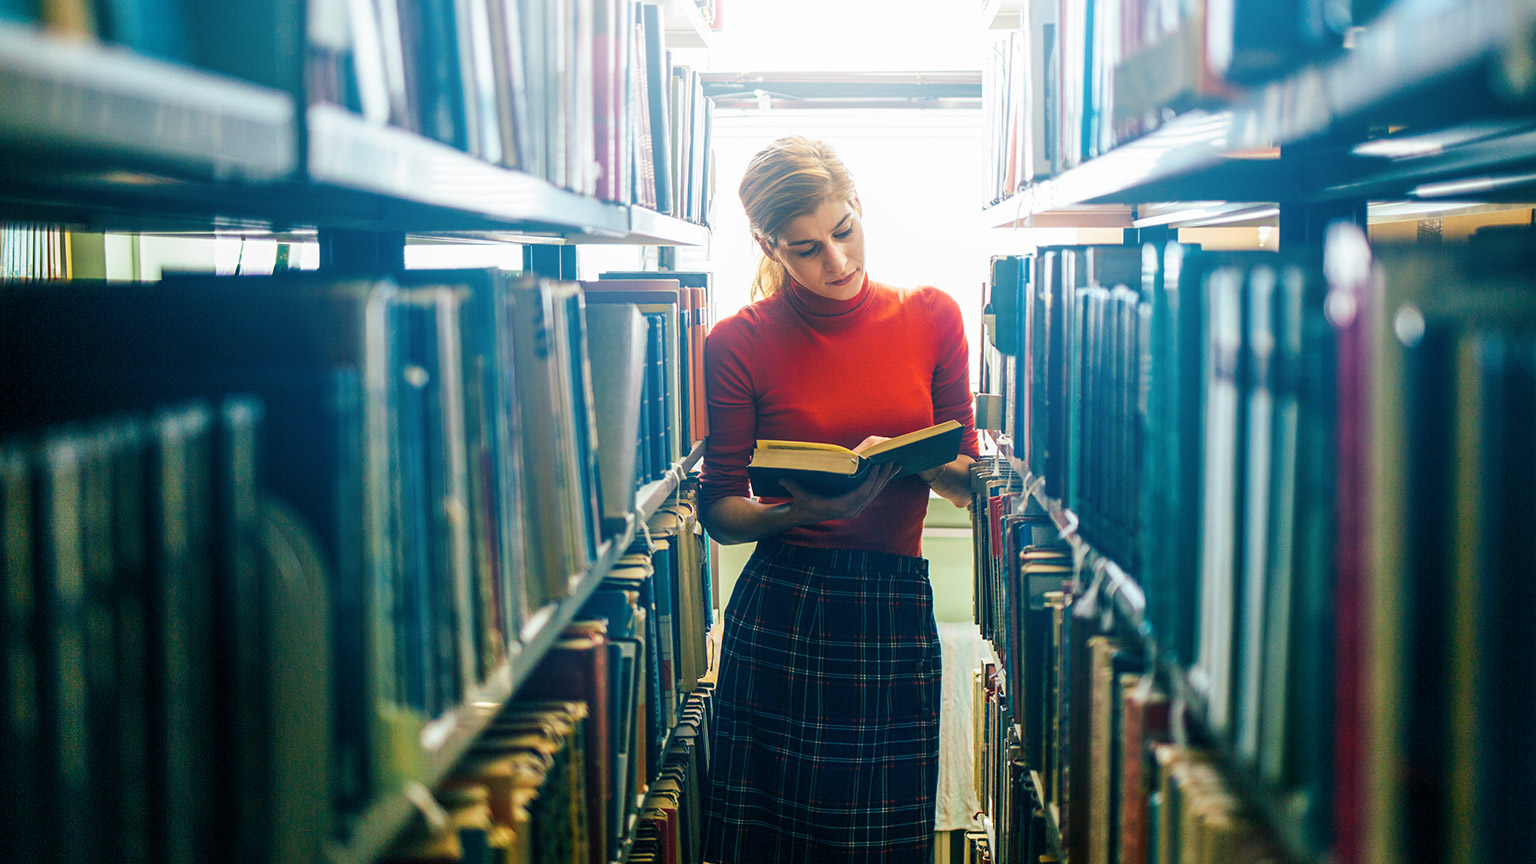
[779,460,901,523]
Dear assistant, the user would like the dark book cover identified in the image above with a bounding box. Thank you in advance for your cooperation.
[559,290,607,560]
[746,419,963,499]
[416,0,468,150]
[640,3,673,215]
[143,405,218,864]
[0,443,39,864]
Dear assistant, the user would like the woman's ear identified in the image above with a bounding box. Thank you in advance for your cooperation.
[756,235,777,261]
[851,193,863,216]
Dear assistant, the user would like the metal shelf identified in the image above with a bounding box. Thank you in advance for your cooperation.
[0,24,295,181]
[325,445,703,864]
[306,104,629,237]
[626,206,710,246]
[982,0,1536,224]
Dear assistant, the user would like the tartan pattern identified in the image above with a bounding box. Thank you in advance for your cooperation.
[702,540,941,864]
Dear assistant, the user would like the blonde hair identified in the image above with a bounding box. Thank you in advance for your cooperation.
[738,136,858,300]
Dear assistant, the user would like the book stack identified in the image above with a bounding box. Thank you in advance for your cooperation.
[4,0,715,221]
[0,265,713,863]
[629,688,713,864]
[587,271,713,485]
[388,482,717,864]
[976,227,1536,863]
[309,0,715,217]
[1330,227,1536,864]
[982,0,1378,182]
[0,399,335,864]
[1,223,70,280]
[982,7,1053,202]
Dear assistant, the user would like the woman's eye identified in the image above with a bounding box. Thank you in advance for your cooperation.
[834,229,853,239]
[797,247,818,259]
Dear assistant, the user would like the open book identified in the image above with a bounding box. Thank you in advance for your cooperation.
[747,419,963,498]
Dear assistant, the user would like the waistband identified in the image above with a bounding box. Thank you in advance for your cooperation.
[750,538,929,579]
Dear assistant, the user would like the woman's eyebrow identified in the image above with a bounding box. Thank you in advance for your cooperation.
[785,214,852,247]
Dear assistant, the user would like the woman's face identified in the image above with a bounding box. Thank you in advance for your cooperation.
[764,197,865,301]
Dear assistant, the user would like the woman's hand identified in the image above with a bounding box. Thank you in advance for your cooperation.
[780,460,901,523]
[852,435,890,453]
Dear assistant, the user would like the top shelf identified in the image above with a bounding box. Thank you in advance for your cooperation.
[0,27,709,245]
[0,23,295,182]
[984,0,1536,225]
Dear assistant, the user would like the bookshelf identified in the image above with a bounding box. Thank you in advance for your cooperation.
[984,429,1321,864]
[0,1,719,859]
[979,0,1536,858]
[981,0,1536,227]
[318,440,705,864]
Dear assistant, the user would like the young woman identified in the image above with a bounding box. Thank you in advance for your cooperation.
[699,136,978,864]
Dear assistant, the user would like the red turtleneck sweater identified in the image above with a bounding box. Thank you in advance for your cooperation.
[699,275,979,558]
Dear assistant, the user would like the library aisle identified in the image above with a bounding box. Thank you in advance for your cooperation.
[3,0,1536,863]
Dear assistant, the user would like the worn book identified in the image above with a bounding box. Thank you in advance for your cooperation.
[746,419,963,499]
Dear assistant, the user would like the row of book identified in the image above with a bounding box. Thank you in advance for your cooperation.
[2,0,715,225]
[983,0,1412,199]
[386,489,717,864]
[388,678,715,864]
[969,469,1289,864]
[312,0,715,221]
[1,223,69,280]
[587,271,713,492]
[977,226,1536,863]
[983,246,1146,573]
[0,266,713,863]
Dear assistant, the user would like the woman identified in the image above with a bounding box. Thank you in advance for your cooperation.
[699,135,978,864]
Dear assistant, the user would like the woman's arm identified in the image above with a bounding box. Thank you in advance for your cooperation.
[700,461,901,545]
[920,454,976,508]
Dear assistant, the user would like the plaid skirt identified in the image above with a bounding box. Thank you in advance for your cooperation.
[702,539,941,864]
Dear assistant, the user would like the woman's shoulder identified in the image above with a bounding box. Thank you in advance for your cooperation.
[875,281,964,320]
[707,295,781,351]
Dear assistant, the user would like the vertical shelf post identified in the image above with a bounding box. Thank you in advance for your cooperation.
[524,243,577,279]
[1277,199,1367,248]
[318,229,406,272]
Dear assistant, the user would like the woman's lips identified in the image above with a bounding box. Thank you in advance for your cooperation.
[829,269,858,287]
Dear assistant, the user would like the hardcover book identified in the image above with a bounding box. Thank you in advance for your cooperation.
[746,419,963,499]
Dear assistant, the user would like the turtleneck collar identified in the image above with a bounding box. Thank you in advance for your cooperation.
[785,273,872,323]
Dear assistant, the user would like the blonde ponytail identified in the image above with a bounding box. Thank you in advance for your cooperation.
[751,252,791,301]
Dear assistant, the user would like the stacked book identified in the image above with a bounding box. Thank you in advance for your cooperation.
[0,266,708,863]
[976,227,1536,864]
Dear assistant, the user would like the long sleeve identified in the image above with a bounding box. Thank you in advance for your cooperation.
[922,286,981,460]
[699,314,756,510]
